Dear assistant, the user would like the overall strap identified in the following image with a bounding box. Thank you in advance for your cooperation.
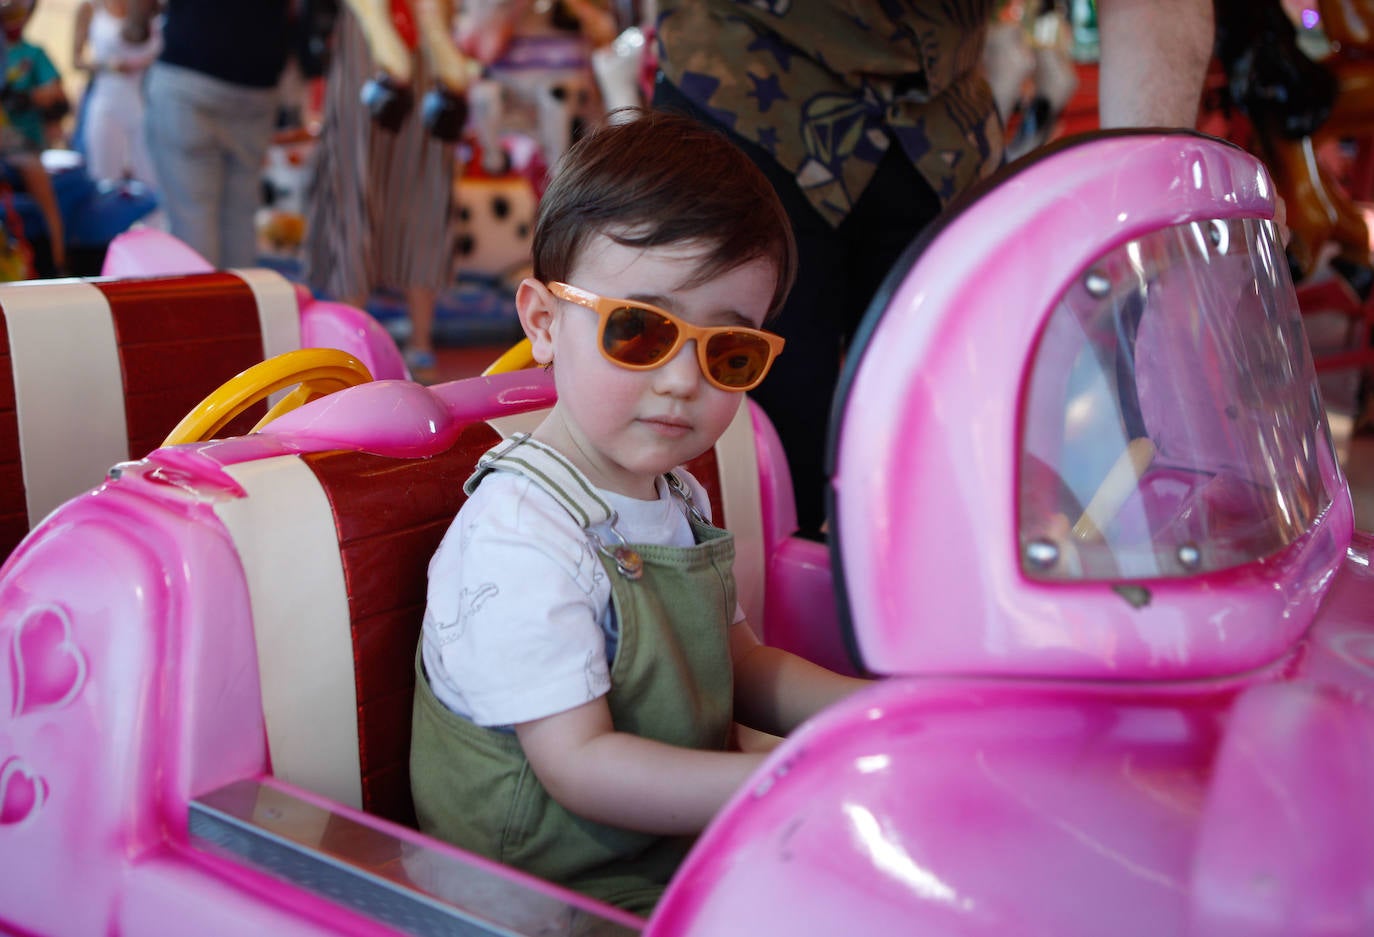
[465,434,708,581]
[465,433,703,530]
[464,433,614,529]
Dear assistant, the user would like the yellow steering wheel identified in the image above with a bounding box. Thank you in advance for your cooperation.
[482,339,536,375]
[163,348,374,446]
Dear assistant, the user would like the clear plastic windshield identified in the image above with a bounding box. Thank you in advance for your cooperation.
[1019,217,1336,581]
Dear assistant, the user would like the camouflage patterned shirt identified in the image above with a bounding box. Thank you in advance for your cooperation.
[656,0,1005,227]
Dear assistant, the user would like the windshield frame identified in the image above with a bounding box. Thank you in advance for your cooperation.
[1017,217,1339,583]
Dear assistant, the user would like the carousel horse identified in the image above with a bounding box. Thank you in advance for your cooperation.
[457,0,614,177]
[1214,0,1374,419]
[1215,0,1372,283]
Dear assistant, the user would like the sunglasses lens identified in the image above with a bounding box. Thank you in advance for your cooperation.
[604,305,679,366]
[704,332,773,388]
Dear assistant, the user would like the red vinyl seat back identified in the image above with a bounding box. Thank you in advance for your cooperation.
[1,271,300,560]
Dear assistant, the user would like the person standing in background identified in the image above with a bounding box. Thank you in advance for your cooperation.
[71,0,161,189]
[654,0,1214,539]
[302,0,463,384]
[125,0,290,268]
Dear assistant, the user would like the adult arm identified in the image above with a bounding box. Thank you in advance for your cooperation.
[71,1,94,72]
[110,17,165,73]
[515,699,765,835]
[1096,0,1214,128]
[728,620,872,738]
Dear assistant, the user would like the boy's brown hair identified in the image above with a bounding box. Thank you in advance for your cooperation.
[531,107,797,318]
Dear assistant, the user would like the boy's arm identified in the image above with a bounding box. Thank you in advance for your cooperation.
[515,699,765,835]
[728,621,872,738]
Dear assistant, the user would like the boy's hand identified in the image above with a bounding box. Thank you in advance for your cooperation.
[729,620,873,737]
[515,698,765,836]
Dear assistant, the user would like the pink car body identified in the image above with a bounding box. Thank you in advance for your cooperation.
[1,132,1371,937]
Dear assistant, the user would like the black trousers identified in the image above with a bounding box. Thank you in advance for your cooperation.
[653,77,943,536]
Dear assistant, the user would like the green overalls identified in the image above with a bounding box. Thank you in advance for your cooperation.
[410,435,737,915]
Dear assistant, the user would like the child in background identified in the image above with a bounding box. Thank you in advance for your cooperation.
[0,0,65,274]
[410,108,871,916]
[0,0,67,151]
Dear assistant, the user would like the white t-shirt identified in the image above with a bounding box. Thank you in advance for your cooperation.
[421,467,745,727]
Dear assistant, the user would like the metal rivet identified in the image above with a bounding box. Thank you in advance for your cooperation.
[1177,543,1202,569]
[1084,271,1111,298]
[1024,538,1061,570]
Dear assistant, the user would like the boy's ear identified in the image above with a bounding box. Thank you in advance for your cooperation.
[515,278,557,365]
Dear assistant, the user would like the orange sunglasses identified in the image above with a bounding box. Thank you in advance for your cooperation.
[547,281,785,392]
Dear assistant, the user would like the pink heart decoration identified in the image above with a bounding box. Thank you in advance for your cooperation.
[10,604,87,717]
[0,756,48,825]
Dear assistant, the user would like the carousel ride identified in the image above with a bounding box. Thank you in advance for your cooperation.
[1,130,1371,936]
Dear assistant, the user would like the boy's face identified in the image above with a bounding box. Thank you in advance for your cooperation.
[523,235,777,499]
[0,0,31,41]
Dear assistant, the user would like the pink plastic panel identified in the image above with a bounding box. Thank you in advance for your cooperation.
[833,132,1353,680]
[101,228,216,277]
[300,298,408,381]
[655,547,1374,936]
[657,674,1248,936]
[0,474,268,936]
[1018,219,1333,582]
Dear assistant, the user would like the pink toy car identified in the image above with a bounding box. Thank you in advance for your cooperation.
[0,229,407,560]
[2,131,1371,937]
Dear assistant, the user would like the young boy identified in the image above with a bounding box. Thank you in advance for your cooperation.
[410,108,870,915]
